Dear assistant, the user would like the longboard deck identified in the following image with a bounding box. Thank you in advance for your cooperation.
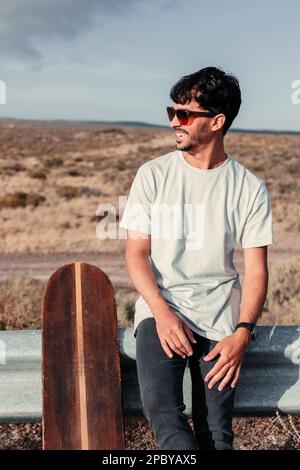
[42,262,125,450]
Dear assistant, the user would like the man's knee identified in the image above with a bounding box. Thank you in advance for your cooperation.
[141,390,186,421]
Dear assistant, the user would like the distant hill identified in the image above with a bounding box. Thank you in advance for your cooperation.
[111,120,167,129]
[0,116,300,135]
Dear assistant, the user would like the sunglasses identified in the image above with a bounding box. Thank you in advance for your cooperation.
[166,106,216,125]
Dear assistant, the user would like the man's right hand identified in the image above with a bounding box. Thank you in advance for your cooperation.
[155,309,197,359]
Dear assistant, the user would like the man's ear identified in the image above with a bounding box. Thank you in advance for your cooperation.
[211,114,226,132]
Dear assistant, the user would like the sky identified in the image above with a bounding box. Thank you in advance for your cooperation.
[0,0,300,131]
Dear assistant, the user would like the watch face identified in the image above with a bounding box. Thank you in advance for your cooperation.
[252,325,258,339]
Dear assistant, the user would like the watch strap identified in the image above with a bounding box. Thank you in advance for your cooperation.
[235,322,256,340]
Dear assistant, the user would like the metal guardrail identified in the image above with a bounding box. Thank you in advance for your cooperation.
[0,326,300,423]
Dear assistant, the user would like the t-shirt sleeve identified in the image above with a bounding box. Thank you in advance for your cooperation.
[240,182,276,248]
[119,166,153,234]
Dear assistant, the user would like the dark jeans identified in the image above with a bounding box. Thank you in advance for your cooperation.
[135,317,235,450]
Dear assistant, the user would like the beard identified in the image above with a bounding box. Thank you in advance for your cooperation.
[176,133,194,152]
[176,142,193,151]
[176,125,209,152]
[175,132,192,151]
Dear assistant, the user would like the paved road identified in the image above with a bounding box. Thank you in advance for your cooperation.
[0,251,133,291]
[0,243,295,291]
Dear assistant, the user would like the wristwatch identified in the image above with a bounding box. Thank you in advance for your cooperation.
[235,322,257,341]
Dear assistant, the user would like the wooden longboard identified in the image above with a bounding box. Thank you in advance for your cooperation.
[42,262,125,450]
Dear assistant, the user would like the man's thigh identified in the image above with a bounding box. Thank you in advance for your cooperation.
[199,337,236,412]
[193,337,236,449]
[135,317,187,413]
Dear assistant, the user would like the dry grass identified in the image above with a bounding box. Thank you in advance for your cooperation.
[0,120,299,254]
[259,256,300,325]
[0,275,136,331]
[1,259,300,330]
[0,276,43,330]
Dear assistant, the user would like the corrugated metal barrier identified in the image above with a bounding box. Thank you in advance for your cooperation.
[0,326,299,423]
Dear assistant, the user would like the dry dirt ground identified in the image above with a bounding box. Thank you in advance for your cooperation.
[0,120,299,450]
[0,120,299,255]
[0,415,300,450]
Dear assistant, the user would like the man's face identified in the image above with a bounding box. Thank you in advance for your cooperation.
[169,99,213,151]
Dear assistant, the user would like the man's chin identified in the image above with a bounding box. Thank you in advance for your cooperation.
[176,143,192,151]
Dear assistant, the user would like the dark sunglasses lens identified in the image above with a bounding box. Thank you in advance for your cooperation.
[167,107,175,121]
[176,109,189,124]
[167,107,189,124]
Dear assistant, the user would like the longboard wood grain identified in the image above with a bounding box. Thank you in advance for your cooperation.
[42,262,125,450]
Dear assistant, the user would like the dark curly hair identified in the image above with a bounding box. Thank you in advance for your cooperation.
[170,66,241,135]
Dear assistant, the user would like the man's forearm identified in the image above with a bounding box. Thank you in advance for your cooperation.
[125,253,169,319]
[238,271,269,324]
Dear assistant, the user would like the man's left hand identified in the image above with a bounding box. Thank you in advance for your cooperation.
[203,329,251,391]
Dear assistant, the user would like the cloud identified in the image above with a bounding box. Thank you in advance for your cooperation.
[0,0,140,64]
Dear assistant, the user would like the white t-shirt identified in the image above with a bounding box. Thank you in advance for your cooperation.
[119,150,276,341]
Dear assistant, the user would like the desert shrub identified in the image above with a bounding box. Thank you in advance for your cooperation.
[93,160,109,171]
[101,128,127,135]
[43,157,63,168]
[278,182,295,194]
[59,221,71,229]
[67,169,82,177]
[0,192,46,209]
[65,166,93,177]
[56,185,81,199]
[1,163,26,175]
[56,185,103,199]
[116,161,126,171]
[80,186,103,197]
[27,169,48,180]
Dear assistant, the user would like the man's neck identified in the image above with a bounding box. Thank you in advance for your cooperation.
[181,140,227,170]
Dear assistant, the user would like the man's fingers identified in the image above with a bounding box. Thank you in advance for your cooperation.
[176,329,194,356]
[231,364,242,388]
[161,337,186,359]
[158,321,196,358]
[160,339,174,358]
[168,335,187,357]
[160,329,191,359]
[182,323,197,345]
[207,363,231,389]
[203,343,222,361]
[217,366,236,391]
[169,333,188,354]
[204,357,228,383]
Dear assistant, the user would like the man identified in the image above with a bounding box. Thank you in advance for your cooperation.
[119,66,275,450]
